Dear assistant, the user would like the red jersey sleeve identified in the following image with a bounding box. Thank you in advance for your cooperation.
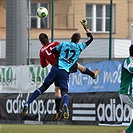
[40,52,49,68]
[39,42,60,67]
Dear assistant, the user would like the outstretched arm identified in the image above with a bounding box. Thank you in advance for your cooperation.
[80,19,93,46]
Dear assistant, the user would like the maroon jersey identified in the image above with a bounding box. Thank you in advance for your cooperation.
[39,42,60,68]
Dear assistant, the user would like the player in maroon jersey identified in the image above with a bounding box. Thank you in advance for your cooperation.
[39,33,98,120]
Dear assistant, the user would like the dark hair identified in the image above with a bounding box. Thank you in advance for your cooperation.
[71,33,81,43]
[129,45,133,56]
[39,33,49,44]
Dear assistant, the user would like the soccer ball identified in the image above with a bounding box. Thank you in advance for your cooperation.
[36,7,48,18]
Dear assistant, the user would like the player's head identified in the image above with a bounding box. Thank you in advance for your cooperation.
[39,33,49,45]
[129,45,133,56]
[71,33,81,43]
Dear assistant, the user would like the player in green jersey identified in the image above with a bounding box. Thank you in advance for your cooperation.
[119,45,133,133]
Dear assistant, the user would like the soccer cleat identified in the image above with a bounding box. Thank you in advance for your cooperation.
[63,105,69,119]
[21,104,28,115]
[93,69,99,79]
[121,130,126,133]
[55,110,62,121]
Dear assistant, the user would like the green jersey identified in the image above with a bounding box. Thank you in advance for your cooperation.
[119,57,133,95]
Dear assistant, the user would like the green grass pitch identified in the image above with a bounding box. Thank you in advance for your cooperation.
[0,124,126,133]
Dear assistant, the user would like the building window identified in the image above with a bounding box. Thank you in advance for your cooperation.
[31,2,49,28]
[86,4,114,33]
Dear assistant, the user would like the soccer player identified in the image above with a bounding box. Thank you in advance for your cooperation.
[39,32,98,120]
[39,33,98,120]
[22,19,97,119]
[119,45,133,133]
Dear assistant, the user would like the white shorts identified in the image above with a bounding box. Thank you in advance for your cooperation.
[119,94,133,109]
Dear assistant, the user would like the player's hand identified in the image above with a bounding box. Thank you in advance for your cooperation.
[80,19,88,29]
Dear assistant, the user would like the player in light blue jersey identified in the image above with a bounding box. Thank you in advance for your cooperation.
[50,19,93,119]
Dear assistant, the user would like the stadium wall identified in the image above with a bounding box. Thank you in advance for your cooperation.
[0,60,131,125]
[0,60,122,93]
[0,92,130,125]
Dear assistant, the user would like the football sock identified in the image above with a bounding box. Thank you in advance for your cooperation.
[63,94,69,106]
[126,119,133,133]
[26,89,41,105]
[81,68,94,78]
[55,97,62,113]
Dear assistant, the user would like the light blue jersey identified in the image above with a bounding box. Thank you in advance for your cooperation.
[55,41,87,72]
